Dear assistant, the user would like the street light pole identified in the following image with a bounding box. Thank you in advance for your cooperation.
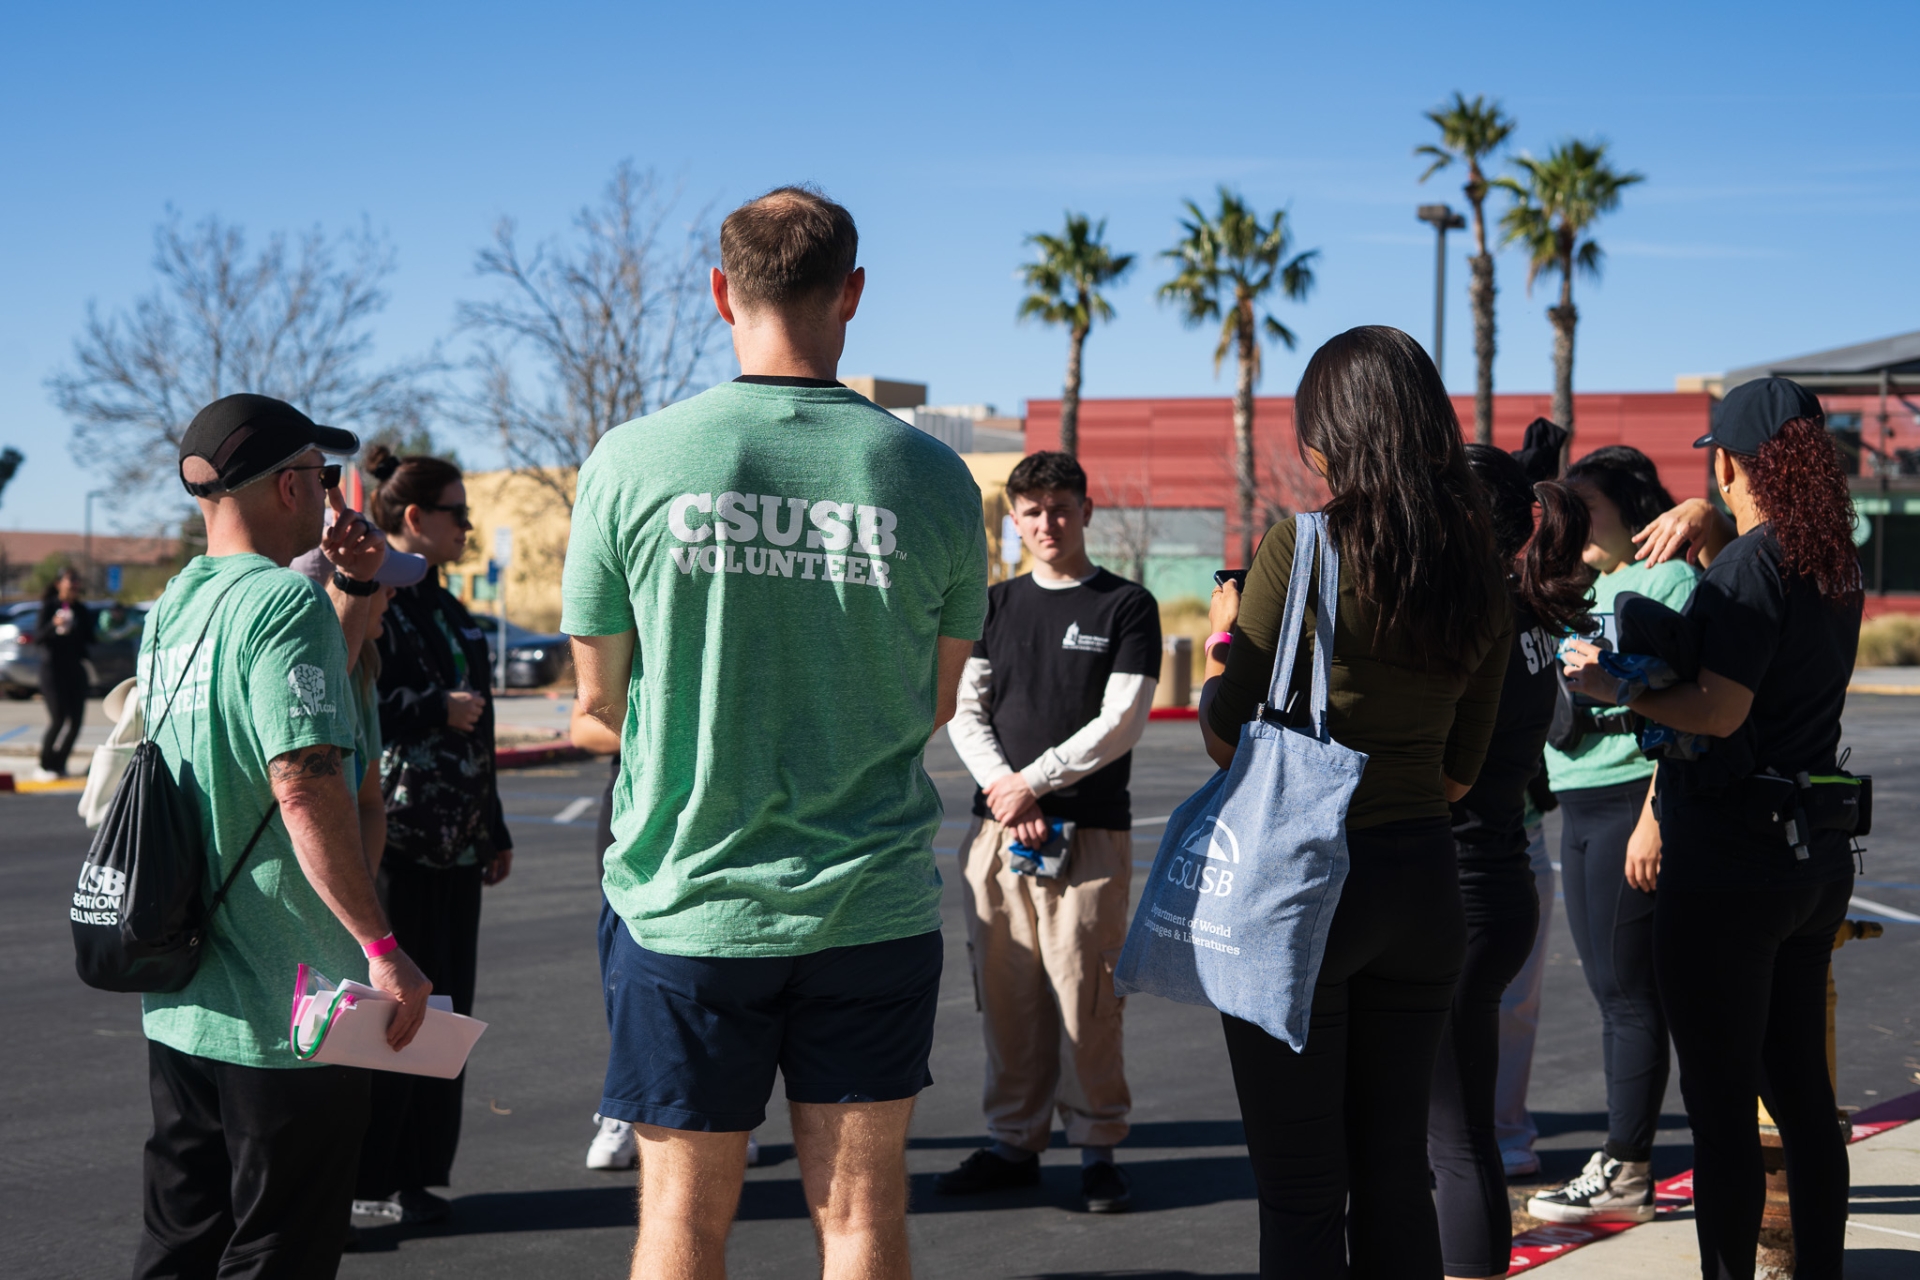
[1417,203,1467,383]
[84,489,108,592]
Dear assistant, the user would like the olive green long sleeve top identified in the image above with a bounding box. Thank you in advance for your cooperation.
[1206,516,1512,829]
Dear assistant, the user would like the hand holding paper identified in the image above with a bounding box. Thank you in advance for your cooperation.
[293,965,486,1078]
[368,949,433,1049]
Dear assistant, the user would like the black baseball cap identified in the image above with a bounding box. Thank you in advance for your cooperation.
[1694,376,1823,457]
[178,394,359,497]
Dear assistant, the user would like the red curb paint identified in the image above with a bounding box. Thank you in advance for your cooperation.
[0,772,12,792]
[1147,706,1199,721]
[1515,1087,1920,1270]
[494,742,590,769]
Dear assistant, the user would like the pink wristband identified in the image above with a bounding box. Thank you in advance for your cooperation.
[363,933,398,960]
[1205,631,1233,652]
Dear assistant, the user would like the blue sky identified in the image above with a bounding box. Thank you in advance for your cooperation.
[3,0,1917,533]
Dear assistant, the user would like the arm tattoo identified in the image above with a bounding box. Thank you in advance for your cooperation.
[269,745,343,781]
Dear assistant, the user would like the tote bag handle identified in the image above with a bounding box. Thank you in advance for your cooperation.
[1263,512,1341,741]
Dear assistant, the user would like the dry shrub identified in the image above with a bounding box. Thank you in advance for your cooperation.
[1857,614,1920,667]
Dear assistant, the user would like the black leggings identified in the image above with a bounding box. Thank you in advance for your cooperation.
[1428,856,1539,1278]
[1655,876,1852,1280]
[356,860,484,1197]
[40,662,86,774]
[1223,818,1465,1279]
[1560,779,1668,1161]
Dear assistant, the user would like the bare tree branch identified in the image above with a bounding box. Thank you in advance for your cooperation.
[457,162,726,513]
[47,210,438,505]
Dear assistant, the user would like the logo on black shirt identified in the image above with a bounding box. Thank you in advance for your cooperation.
[1061,622,1110,653]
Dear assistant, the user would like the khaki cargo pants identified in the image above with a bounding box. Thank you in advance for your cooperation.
[958,816,1132,1152]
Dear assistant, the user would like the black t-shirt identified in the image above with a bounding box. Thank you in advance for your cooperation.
[1452,597,1557,892]
[971,569,1161,829]
[1659,526,1863,889]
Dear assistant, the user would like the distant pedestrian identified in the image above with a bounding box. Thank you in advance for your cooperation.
[34,566,92,781]
[1201,326,1509,1279]
[564,185,987,1279]
[940,449,1159,1213]
[133,393,432,1279]
[1429,444,1592,1278]
[351,445,513,1225]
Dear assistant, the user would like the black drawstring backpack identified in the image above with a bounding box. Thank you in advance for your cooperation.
[72,569,278,993]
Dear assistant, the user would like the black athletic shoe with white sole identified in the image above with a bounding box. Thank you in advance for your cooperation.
[1527,1151,1654,1224]
[1081,1161,1133,1213]
[935,1148,1042,1195]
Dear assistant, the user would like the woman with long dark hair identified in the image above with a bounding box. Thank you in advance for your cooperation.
[1429,446,1592,1279]
[1201,325,1510,1277]
[352,445,513,1224]
[1529,444,1697,1226]
[33,567,93,781]
[1568,378,1863,1279]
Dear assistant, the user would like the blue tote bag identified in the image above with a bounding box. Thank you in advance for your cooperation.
[1113,512,1368,1051]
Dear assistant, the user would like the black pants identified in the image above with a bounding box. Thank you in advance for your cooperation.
[1655,876,1852,1280]
[133,1040,369,1280]
[355,860,484,1198]
[1222,818,1466,1280]
[1560,779,1668,1161]
[1428,855,1539,1278]
[40,661,86,774]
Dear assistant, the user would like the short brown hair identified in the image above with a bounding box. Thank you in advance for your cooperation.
[1006,451,1088,502]
[720,186,858,311]
[364,443,462,535]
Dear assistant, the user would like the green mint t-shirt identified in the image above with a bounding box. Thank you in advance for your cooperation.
[139,554,366,1068]
[1544,556,1699,793]
[562,382,990,958]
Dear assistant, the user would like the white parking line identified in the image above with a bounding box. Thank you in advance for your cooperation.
[1846,1219,1920,1241]
[553,797,596,825]
[1849,895,1920,924]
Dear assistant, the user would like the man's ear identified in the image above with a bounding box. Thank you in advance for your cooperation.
[1080,497,1095,526]
[839,267,866,323]
[711,268,737,326]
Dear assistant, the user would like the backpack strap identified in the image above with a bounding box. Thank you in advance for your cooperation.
[146,566,271,744]
[207,802,280,917]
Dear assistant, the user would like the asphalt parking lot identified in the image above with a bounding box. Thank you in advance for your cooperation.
[2,707,1915,1278]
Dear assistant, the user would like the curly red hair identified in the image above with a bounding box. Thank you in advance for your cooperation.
[1740,417,1862,604]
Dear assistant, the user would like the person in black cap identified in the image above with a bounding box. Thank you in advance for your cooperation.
[131,393,433,1280]
[1564,376,1863,1279]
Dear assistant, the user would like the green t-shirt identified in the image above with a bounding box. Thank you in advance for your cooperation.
[1544,556,1699,793]
[138,554,366,1068]
[562,381,990,958]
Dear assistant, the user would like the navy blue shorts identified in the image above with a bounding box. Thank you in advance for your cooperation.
[598,904,942,1132]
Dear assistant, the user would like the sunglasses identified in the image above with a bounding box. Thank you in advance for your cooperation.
[280,463,343,489]
[419,502,472,528]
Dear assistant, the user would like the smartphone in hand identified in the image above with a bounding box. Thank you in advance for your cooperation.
[1214,569,1248,590]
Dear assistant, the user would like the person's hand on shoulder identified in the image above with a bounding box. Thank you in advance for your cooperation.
[1633,498,1730,567]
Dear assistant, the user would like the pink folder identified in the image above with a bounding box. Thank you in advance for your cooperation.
[291,964,488,1079]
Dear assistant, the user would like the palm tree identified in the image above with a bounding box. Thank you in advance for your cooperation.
[1159,188,1317,566]
[1018,213,1135,457]
[1494,141,1643,452]
[1417,92,1516,445]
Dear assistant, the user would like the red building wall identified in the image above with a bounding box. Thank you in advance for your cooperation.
[1025,392,1717,560]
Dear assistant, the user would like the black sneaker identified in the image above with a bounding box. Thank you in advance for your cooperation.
[935,1148,1042,1195]
[1081,1161,1133,1214]
[390,1187,452,1223]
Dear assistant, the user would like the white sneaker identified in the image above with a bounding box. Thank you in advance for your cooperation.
[586,1113,637,1170]
[30,768,60,783]
[745,1134,759,1167]
[1503,1148,1541,1179]
[1528,1150,1655,1224]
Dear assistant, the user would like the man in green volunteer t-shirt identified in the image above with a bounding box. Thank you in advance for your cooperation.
[130,394,432,1279]
[565,186,987,1279]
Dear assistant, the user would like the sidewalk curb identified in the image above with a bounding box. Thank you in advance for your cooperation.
[495,741,590,769]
